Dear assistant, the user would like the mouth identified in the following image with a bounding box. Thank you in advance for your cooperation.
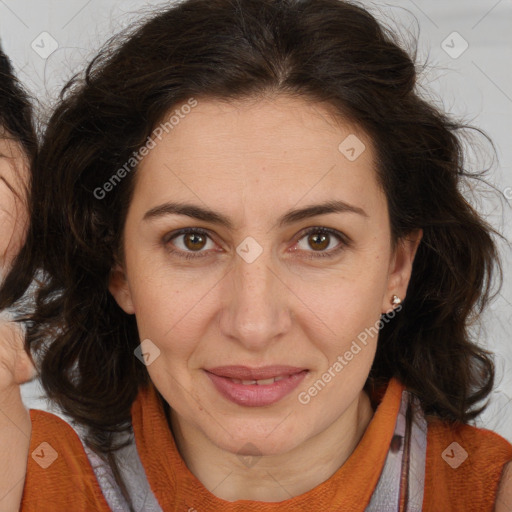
[204,365,309,407]
[205,365,307,380]
[228,375,289,385]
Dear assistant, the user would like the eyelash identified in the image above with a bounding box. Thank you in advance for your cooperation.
[163,227,350,261]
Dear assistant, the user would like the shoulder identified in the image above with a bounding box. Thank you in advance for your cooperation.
[428,416,512,459]
[422,417,512,512]
[21,409,111,512]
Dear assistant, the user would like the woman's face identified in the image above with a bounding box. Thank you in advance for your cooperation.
[110,94,420,456]
[0,136,29,274]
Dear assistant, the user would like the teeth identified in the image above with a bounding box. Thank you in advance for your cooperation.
[229,375,289,385]
[256,378,275,385]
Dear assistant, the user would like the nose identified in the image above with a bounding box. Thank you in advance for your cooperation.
[217,245,293,352]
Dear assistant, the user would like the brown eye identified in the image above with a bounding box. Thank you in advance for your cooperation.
[183,232,207,251]
[165,228,216,259]
[295,227,349,259]
[307,232,330,251]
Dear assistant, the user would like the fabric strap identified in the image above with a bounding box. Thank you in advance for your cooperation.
[365,390,427,511]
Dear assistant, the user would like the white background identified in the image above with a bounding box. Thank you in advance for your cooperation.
[1,0,511,442]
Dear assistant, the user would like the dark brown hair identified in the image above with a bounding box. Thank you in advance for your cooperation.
[0,0,502,507]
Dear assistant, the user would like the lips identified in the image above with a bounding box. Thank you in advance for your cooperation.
[204,365,309,407]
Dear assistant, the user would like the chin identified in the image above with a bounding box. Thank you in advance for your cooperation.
[205,419,308,457]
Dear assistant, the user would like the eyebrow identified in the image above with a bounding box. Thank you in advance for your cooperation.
[143,199,368,228]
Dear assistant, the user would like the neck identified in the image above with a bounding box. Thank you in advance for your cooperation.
[168,389,374,502]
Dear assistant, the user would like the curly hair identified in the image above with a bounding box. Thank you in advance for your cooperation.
[0,0,502,506]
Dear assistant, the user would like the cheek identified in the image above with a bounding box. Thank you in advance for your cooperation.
[292,263,389,376]
[129,274,210,361]
[293,255,389,330]
[124,241,223,342]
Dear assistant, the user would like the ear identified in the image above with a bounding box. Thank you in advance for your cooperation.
[381,229,423,314]
[108,263,136,314]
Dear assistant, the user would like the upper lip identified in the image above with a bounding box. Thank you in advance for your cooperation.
[205,365,307,380]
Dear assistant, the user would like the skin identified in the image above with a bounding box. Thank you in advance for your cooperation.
[0,136,29,269]
[110,93,423,502]
[0,136,34,511]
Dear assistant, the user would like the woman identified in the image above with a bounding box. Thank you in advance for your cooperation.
[0,0,511,510]
[0,44,37,511]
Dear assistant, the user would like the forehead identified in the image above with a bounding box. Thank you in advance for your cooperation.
[147,94,368,160]
[130,94,384,223]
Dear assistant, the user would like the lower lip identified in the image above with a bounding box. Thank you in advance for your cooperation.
[205,370,308,407]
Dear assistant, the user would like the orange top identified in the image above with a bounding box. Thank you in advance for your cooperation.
[21,377,512,511]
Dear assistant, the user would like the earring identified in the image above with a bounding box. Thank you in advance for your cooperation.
[391,295,402,306]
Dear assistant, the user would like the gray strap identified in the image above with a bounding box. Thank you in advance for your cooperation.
[74,424,163,512]
[365,389,427,511]
[407,392,428,510]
